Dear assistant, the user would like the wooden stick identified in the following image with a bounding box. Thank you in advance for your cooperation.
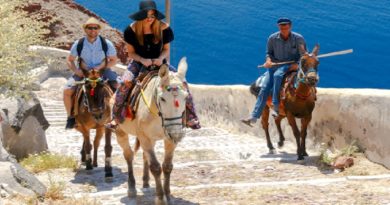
[165,0,171,62]
[257,49,353,68]
[317,49,353,58]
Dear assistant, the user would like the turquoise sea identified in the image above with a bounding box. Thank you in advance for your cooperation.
[75,0,390,88]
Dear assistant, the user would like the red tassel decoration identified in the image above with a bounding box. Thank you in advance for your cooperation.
[126,106,133,119]
[90,88,95,96]
[174,99,180,108]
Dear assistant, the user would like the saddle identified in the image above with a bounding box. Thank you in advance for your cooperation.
[265,71,297,117]
[124,70,159,119]
[72,83,113,117]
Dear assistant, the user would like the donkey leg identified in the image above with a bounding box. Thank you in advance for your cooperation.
[275,116,286,148]
[142,152,150,188]
[261,106,275,154]
[82,131,93,170]
[116,129,136,198]
[162,139,177,202]
[93,126,104,167]
[104,128,113,179]
[80,140,86,164]
[141,139,164,203]
[286,113,302,160]
[300,115,312,157]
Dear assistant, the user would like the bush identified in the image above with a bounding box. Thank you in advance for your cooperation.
[0,0,49,97]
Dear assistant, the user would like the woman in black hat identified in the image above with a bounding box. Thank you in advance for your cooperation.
[125,0,172,70]
[110,0,200,129]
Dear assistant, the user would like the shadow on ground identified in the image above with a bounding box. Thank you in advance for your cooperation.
[71,166,127,191]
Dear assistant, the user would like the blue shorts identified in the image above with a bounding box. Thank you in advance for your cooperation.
[65,68,118,90]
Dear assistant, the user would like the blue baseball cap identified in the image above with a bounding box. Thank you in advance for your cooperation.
[277,18,292,25]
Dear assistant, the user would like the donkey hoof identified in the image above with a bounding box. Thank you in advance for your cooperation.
[143,183,150,189]
[297,156,305,164]
[85,161,93,170]
[105,173,114,182]
[127,188,137,198]
[269,149,277,155]
[93,163,98,168]
[165,194,172,204]
[86,165,93,170]
[155,196,168,205]
[278,141,284,148]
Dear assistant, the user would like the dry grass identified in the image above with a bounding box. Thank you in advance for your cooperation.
[45,175,66,201]
[20,152,77,173]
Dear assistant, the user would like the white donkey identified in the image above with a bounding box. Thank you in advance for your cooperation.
[115,57,189,204]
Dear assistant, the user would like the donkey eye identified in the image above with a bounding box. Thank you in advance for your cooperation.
[160,97,166,102]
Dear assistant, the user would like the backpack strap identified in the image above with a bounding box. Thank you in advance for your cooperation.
[99,36,108,68]
[76,37,85,68]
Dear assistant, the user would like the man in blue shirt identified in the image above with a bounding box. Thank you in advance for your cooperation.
[242,18,306,126]
[63,18,118,129]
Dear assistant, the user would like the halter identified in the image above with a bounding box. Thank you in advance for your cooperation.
[140,75,187,143]
[295,55,318,88]
[82,77,104,113]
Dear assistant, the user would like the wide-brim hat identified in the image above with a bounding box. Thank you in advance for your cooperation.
[129,0,165,21]
[82,17,104,29]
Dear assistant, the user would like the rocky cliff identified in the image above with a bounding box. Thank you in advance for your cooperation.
[23,0,128,63]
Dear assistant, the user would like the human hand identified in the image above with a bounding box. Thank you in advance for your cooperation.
[140,58,153,67]
[152,58,163,66]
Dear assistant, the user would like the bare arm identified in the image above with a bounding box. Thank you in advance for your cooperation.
[66,55,83,77]
[126,43,152,67]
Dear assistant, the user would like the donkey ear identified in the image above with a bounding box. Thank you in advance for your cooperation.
[312,44,320,56]
[159,64,170,86]
[176,57,188,81]
[299,44,307,55]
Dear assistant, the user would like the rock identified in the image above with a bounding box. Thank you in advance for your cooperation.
[0,93,49,160]
[332,156,354,170]
[0,161,46,198]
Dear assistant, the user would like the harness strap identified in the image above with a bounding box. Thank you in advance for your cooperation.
[140,87,159,117]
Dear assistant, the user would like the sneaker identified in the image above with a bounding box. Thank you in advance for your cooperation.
[187,119,201,130]
[65,117,76,129]
[241,117,257,127]
[105,121,118,132]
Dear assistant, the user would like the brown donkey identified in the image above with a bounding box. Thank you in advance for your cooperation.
[256,45,320,161]
[115,58,189,204]
[74,67,114,179]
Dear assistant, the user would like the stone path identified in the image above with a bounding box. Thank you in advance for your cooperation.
[29,78,390,204]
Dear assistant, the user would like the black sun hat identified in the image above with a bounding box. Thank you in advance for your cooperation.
[129,0,165,21]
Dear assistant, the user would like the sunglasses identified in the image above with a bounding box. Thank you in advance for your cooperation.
[147,14,156,19]
[86,26,100,30]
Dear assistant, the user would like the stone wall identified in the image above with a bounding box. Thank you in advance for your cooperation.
[189,85,390,169]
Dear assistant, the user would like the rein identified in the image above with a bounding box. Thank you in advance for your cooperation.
[293,57,317,100]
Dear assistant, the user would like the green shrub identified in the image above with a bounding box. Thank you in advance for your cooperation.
[0,0,49,97]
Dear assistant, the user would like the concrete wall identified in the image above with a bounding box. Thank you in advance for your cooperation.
[190,85,390,169]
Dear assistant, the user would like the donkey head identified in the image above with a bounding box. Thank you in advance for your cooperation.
[298,44,320,86]
[80,66,108,122]
[157,58,189,143]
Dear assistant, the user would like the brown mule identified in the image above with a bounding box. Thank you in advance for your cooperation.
[259,45,320,161]
[74,67,114,179]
